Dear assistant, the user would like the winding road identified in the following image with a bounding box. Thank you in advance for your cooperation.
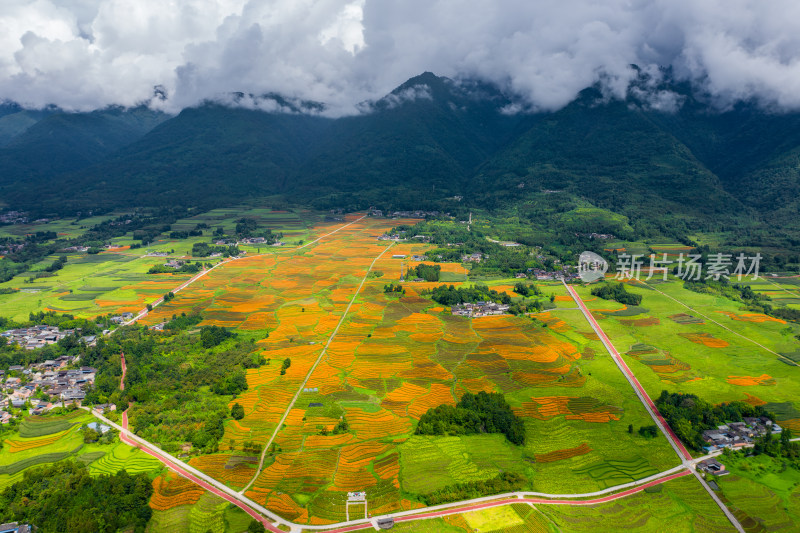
[85,218,744,532]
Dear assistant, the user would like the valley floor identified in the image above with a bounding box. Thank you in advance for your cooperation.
[3,214,800,532]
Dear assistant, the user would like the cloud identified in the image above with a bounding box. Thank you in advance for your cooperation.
[1,0,800,114]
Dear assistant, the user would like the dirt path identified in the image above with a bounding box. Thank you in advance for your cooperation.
[631,278,795,366]
[239,240,396,494]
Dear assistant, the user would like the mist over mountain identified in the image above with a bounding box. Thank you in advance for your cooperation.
[4,1,800,116]
[1,71,800,245]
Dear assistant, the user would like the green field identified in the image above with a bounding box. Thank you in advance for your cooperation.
[716,453,800,530]
[358,475,734,532]
[0,410,163,491]
[573,278,800,432]
[0,207,327,321]
[5,217,800,530]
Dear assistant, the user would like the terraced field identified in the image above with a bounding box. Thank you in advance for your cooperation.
[537,475,735,532]
[87,440,163,475]
[572,278,800,432]
[130,216,683,525]
[11,219,786,530]
[370,475,734,532]
[0,207,325,322]
[716,453,800,530]
[0,410,165,491]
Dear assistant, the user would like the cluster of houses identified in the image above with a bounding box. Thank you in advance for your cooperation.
[214,237,280,248]
[528,267,580,281]
[164,259,185,269]
[62,243,128,253]
[378,232,432,243]
[62,245,90,253]
[462,252,484,262]
[575,232,616,240]
[0,211,29,224]
[110,312,134,324]
[239,237,267,244]
[701,416,782,451]
[451,301,511,317]
[0,242,26,255]
[0,521,34,533]
[1,358,98,423]
[368,208,444,219]
[392,210,442,218]
[2,325,98,350]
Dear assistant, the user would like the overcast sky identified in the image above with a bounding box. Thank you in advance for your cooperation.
[2,0,800,115]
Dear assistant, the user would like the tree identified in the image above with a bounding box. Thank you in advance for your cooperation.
[231,403,245,420]
[247,520,266,533]
[638,425,658,438]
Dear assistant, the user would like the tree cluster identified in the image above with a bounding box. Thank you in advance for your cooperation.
[383,283,405,294]
[200,325,235,348]
[320,418,349,436]
[655,391,772,450]
[421,472,525,505]
[191,242,239,258]
[0,461,153,533]
[590,282,642,306]
[147,262,202,275]
[81,327,264,453]
[416,391,525,445]
[165,312,203,331]
[752,428,799,462]
[513,282,541,297]
[424,284,512,306]
[408,263,441,281]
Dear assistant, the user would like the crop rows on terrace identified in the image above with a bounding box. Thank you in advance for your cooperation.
[141,218,683,524]
[538,475,733,531]
[150,472,206,511]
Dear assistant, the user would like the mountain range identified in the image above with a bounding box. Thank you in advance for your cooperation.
[2,71,800,243]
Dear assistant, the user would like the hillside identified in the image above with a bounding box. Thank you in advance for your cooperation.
[2,72,800,241]
[0,106,168,202]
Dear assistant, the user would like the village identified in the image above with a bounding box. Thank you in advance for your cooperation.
[451,301,511,317]
[1,325,100,350]
[701,416,782,452]
[1,357,99,425]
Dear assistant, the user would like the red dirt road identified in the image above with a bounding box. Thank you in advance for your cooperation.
[565,284,692,461]
[118,410,280,531]
[324,471,693,533]
[120,352,126,391]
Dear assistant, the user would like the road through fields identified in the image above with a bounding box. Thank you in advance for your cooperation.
[564,281,744,533]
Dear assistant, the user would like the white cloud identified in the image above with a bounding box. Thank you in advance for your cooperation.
[1,0,800,114]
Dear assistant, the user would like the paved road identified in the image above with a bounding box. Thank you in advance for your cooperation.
[88,407,289,532]
[89,221,742,532]
[564,282,692,461]
[564,281,744,533]
[325,471,694,533]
